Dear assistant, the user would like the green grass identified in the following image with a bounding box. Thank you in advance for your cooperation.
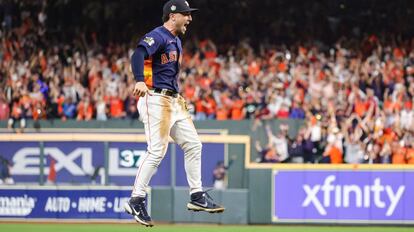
[0,223,412,232]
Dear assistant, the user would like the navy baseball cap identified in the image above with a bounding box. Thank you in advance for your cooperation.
[163,0,198,15]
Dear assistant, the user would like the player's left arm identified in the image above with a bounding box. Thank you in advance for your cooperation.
[131,32,163,96]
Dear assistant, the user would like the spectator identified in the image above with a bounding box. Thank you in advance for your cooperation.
[62,97,77,119]
[243,95,259,119]
[215,105,229,120]
[230,96,245,120]
[109,96,125,119]
[288,132,306,163]
[194,97,207,121]
[0,155,14,185]
[266,124,289,163]
[76,95,94,121]
[343,126,365,164]
[400,101,413,130]
[203,93,216,120]
[308,116,323,160]
[125,96,139,119]
[322,141,343,164]
[95,96,108,121]
[289,101,305,119]
[406,141,414,164]
[212,161,226,190]
[8,98,26,132]
[255,141,278,163]
[379,142,392,164]
[0,93,10,120]
[391,141,406,164]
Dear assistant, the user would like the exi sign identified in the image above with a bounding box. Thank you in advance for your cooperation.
[0,141,224,186]
[12,147,95,175]
[273,171,414,223]
[0,141,167,185]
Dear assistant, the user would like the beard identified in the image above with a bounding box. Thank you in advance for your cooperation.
[176,22,188,35]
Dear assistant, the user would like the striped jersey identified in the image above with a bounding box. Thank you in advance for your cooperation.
[137,26,182,92]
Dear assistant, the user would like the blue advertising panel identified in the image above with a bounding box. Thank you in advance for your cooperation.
[273,170,414,223]
[107,142,171,186]
[0,142,40,183]
[175,143,225,187]
[0,141,226,187]
[0,186,132,219]
[43,142,105,184]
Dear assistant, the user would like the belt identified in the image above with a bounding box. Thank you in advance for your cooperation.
[153,88,178,98]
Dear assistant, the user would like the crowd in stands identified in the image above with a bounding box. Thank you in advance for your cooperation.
[0,0,138,128]
[1,1,413,164]
[251,35,414,164]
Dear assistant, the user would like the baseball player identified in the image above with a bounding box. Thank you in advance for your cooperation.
[124,0,225,227]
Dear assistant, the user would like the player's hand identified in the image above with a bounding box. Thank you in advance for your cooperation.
[133,82,149,97]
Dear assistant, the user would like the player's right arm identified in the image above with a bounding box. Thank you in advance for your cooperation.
[131,32,162,97]
[131,47,150,97]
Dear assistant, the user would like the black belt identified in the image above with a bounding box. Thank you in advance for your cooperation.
[153,88,178,98]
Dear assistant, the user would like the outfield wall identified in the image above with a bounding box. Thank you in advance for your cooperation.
[0,131,250,224]
[1,119,413,225]
[0,186,248,224]
[0,132,249,187]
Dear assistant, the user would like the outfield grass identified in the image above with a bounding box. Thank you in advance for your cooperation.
[0,223,412,232]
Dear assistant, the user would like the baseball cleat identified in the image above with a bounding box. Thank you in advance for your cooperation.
[187,191,225,213]
[125,197,154,227]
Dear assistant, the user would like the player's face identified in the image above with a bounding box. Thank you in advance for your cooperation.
[174,12,192,35]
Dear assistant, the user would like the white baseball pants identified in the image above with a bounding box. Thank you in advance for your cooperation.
[132,92,203,197]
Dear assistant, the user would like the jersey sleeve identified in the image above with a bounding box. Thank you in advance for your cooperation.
[137,31,163,57]
[131,46,148,82]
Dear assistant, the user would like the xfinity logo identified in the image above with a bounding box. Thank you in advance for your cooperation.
[12,147,94,175]
[302,175,405,216]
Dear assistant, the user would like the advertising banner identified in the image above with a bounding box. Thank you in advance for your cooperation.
[106,142,171,186]
[0,141,225,187]
[273,170,414,223]
[0,186,133,219]
[175,142,225,187]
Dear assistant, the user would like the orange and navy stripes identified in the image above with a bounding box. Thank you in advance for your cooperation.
[143,57,153,87]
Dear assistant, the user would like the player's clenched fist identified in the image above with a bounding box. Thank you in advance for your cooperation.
[133,82,149,97]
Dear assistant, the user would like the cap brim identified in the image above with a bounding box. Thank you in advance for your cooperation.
[178,8,198,13]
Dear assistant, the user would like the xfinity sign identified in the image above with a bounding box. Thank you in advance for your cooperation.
[11,147,94,175]
[273,171,414,222]
[302,175,405,216]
